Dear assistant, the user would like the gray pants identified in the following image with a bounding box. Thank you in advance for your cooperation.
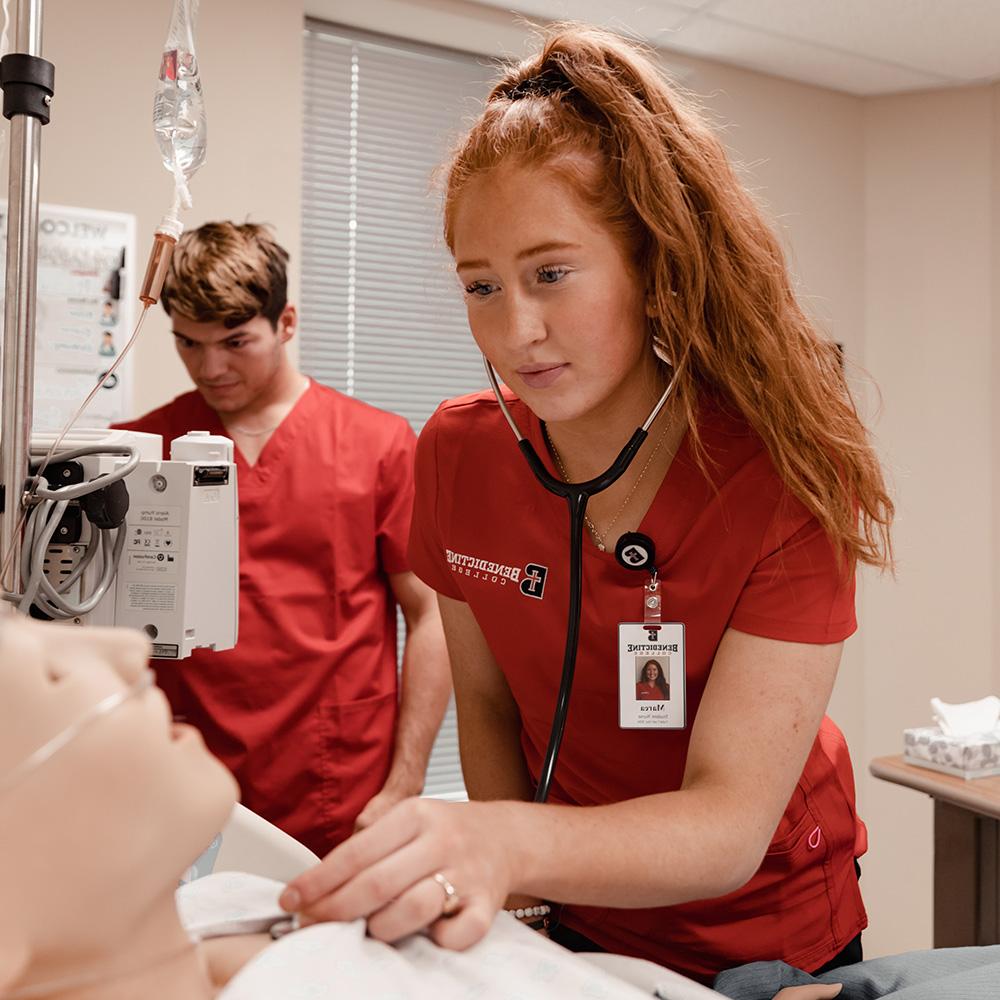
[713,945,1000,999]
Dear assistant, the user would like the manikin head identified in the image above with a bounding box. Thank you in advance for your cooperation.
[0,618,237,992]
[161,221,297,416]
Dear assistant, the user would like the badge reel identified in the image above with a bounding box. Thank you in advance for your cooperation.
[614,532,686,730]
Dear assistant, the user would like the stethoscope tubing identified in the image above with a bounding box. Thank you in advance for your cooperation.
[483,358,675,803]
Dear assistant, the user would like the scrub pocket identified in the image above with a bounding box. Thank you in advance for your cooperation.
[317,690,398,844]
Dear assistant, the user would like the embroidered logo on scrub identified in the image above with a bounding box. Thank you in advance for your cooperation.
[445,548,549,600]
[519,564,548,600]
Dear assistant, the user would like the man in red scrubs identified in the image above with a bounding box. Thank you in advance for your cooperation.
[114,221,450,857]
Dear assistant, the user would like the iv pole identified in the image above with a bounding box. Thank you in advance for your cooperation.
[0,0,52,593]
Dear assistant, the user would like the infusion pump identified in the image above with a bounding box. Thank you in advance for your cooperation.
[26,428,238,659]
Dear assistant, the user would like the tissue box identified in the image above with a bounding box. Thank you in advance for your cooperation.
[904,726,1000,780]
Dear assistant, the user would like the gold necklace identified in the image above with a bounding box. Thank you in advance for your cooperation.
[544,415,672,552]
[227,377,310,437]
[227,422,279,437]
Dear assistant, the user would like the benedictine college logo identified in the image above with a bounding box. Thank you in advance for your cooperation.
[519,563,548,600]
[446,549,549,600]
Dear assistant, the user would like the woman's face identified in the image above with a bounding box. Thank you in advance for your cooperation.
[644,662,659,681]
[452,162,657,426]
[0,619,238,961]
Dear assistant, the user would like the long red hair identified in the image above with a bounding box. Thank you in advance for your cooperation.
[443,24,892,569]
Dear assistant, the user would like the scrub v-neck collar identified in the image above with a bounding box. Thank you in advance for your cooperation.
[189,378,318,483]
[522,399,693,568]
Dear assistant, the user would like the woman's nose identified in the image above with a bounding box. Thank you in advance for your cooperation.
[503,300,546,349]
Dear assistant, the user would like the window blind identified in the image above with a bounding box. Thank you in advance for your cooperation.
[302,22,497,801]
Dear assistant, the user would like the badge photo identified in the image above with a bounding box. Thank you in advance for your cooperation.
[618,622,686,729]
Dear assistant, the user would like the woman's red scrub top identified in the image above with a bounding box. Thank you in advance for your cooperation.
[115,380,416,857]
[635,682,666,700]
[408,390,867,983]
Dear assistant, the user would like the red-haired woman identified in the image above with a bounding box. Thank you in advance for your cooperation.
[636,660,670,701]
[284,24,893,986]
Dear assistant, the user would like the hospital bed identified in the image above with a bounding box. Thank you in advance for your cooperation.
[208,803,721,999]
[204,814,1000,1000]
[216,802,322,882]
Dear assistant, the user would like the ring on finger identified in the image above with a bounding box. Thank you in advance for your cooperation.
[432,871,461,917]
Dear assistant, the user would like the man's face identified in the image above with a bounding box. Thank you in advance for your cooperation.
[171,306,295,414]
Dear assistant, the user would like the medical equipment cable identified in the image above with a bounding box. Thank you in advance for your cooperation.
[0,0,198,600]
[4,444,139,617]
[0,214,179,604]
[0,304,151,592]
[483,358,675,803]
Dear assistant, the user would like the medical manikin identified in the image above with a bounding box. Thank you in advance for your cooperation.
[0,617,718,1000]
[3,617,1000,1000]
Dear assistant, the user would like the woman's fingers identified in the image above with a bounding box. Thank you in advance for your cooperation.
[365,872,462,943]
[282,799,425,911]
[281,798,510,955]
[428,898,496,951]
[296,835,440,923]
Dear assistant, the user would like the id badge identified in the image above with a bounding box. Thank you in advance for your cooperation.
[618,619,687,730]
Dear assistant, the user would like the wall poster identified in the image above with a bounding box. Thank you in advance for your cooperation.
[0,202,136,431]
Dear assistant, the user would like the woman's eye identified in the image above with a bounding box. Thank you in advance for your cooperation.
[538,266,567,284]
[465,280,496,297]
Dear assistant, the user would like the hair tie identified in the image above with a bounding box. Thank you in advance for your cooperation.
[503,67,571,101]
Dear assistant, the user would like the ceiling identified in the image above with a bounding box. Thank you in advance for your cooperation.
[470,0,1000,96]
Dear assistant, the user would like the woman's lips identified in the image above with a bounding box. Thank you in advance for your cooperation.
[517,364,567,389]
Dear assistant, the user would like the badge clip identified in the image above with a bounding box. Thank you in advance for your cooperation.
[644,568,662,624]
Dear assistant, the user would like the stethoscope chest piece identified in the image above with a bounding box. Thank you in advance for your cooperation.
[614,531,656,572]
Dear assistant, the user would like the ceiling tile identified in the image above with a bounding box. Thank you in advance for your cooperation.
[665,15,946,95]
[468,0,695,34]
[712,0,999,82]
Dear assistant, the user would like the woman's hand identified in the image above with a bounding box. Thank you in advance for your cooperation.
[280,797,519,950]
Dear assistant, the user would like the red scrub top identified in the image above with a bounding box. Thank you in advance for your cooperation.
[635,682,666,701]
[408,390,867,983]
[114,380,416,857]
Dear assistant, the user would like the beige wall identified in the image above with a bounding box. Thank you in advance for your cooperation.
[860,84,998,954]
[33,0,1000,963]
[42,0,304,414]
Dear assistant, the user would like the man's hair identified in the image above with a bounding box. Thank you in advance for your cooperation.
[160,221,289,329]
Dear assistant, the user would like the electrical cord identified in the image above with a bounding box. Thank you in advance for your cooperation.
[3,445,139,618]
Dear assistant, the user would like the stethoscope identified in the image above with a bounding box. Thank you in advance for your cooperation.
[483,358,677,803]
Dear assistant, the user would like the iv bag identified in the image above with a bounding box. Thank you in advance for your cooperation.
[153,0,206,210]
